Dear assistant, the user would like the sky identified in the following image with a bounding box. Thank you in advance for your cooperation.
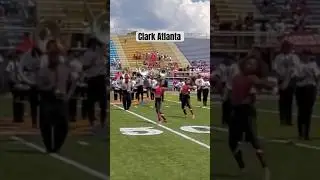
[110,0,210,37]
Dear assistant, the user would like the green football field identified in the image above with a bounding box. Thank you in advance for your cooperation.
[212,96,320,180]
[110,92,210,180]
[2,91,320,180]
[0,95,109,180]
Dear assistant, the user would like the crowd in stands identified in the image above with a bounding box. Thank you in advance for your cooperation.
[213,0,308,33]
[0,0,36,26]
[133,51,179,71]
[256,0,308,32]
[190,60,209,72]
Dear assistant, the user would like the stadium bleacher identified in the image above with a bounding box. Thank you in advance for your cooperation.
[111,34,191,69]
[175,38,210,62]
[110,40,119,68]
[0,0,35,47]
[36,0,105,29]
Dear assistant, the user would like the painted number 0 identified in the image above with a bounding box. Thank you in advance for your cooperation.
[120,127,163,136]
[180,126,210,134]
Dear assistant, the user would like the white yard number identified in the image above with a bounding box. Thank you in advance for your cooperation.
[180,126,210,134]
[120,127,163,136]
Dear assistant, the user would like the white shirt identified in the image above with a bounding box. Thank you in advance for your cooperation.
[296,61,320,87]
[226,63,240,90]
[273,53,300,89]
[202,80,210,89]
[273,53,300,80]
[38,39,49,53]
[195,78,204,89]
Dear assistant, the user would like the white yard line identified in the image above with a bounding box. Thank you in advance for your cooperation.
[77,141,90,146]
[112,104,210,149]
[10,136,109,180]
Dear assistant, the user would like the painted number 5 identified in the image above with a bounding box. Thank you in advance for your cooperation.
[120,127,163,136]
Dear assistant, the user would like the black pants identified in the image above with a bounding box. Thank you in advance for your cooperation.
[68,86,88,122]
[11,86,38,124]
[202,88,209,106]
[229,105,261,152]
[197,88,202,101]
[11,89,26,123]
[181,94,191,109]
[28,87,39,125]
[137,85,144,102]
[150,89,155,100]
[114,89,122,101]
[278,87,294,125]
[155,97,162,113]
[87,75,107,126]
[68,98,88,122]
[295,85,317,139]
[39,93,68,153]
[122,91,132,110]
[222,98,232,125]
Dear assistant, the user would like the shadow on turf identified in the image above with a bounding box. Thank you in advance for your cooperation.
[211,173,239,179]
[166,115,186,119]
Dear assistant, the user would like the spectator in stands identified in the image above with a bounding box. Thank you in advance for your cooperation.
[233,15,243,31]
[275,17,286,33]
[244,12,255,30]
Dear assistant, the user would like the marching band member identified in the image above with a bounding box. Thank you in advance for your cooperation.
[19,47,42,127]
[229,57,273,179]
[214,57,235,125]
[273,41,300,126]
[81,38,106,128]
[122,74,133,110]
[117,76,123,102]
[135,73,144,104]
[180,79,195,119]
[37,39,76,153]
[161,78,168,102]
[67,50,84,122]
[144,76,151,99]
[195,75,204,102]
[154,80,167,123]
[295,50,320,140]
[150,76,157,100]
[112,77,120,101]
[202,77,210,107]
[6,52,27,123]
[131,76,136,100]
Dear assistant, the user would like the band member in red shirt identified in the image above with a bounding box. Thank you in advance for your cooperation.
[229,58,274,178]
[154,80,166,123]
[180,79,195,119]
